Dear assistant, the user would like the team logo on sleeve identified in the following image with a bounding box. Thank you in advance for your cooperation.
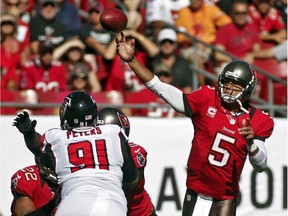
[136,153,145,167]
[206,106,217,118]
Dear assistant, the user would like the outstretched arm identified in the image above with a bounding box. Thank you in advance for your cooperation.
[13,111,41,156]
[116,32,185,113]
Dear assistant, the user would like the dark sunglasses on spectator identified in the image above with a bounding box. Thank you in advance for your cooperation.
[5,2,20,6]
[160,39,175,45]
[233,11,248,15]
[42,2,55,7]
[1,21,16,26]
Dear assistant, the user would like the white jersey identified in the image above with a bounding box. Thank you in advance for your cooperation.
[146,0,190,25]
[40,124,129,216]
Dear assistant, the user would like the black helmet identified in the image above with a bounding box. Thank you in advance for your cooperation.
[217,61,257,103]
[60,91,98,130]
[98,107,130,137]
[35,155,57,184]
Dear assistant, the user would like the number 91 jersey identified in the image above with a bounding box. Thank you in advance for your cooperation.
[39,124,128,200]
[183,86,274,200]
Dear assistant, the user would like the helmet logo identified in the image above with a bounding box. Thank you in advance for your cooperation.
[226,70,239,78]
[64,97,72,107]
[118,113,130,128]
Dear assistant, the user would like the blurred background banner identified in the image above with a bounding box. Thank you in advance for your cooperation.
[0,116,287,216]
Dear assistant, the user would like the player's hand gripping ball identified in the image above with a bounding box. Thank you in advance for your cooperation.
[100,8,128,33]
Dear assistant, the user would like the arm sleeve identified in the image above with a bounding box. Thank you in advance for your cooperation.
[145,75,185,113]
[248,139,267,172]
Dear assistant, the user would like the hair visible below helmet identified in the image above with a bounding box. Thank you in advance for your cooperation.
[217,61,257,103]
[60,91,98,130]
[98,107,130,137]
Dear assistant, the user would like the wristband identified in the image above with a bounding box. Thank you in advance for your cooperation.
[127,55,135,63]
[248,143,258,152]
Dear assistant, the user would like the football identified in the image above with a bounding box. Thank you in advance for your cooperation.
[100,8,128,33]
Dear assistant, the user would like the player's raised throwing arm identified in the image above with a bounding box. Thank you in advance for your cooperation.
[116,32,185,113]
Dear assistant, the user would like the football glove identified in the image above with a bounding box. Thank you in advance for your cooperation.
[13,111,37,135]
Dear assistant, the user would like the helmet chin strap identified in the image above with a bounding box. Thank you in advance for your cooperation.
[236,99,249,114]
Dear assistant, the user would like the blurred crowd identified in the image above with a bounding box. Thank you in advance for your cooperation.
[1,0,287,116]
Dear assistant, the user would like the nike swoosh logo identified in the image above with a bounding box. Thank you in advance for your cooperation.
[17,174,21,179]
[134,148,140,153]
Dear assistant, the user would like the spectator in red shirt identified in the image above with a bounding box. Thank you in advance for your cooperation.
[3,0,31,63]
[248,0,287,44]
[19,41,67,93]
[1,11,22,90]
[214,0,261,68]
[53,38,102,92]
[105,29,159,93]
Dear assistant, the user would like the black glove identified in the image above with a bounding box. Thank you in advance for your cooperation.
[13,111,37,135]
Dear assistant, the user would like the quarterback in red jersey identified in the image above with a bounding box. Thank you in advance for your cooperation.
[98,107,157,216]
[116,32,274,216]
[10,157,59,216]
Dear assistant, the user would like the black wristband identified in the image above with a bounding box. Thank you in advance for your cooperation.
[127,55,135,63]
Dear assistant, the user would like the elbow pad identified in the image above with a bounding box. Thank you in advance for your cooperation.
[248,140,267,172]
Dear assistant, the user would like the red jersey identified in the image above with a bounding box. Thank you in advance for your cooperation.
[126,142,154,216]
[126,88,179,117]
[248,5,285,33]
[105,53,147,93]
[183,86,274,199]
[10,165,55,215]
[19,59,67,92]
[1,43,22,88]
[215,22,261,58]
